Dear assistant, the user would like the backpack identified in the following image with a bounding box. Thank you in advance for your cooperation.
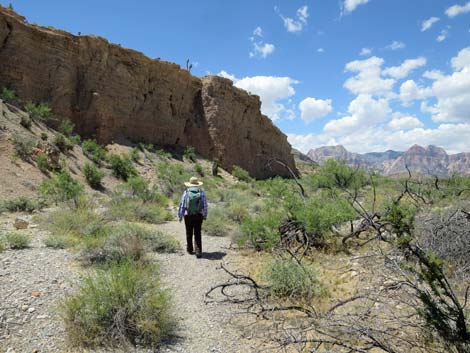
[186,187,203,215]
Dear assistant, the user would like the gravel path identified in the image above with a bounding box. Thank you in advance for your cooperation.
[0,213,263,353]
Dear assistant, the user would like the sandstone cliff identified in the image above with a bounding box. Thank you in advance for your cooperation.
[0,7,296,179]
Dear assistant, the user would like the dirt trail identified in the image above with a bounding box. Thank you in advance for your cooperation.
[0,213,262,353]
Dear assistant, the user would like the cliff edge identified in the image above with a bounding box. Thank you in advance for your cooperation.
[0,7,296,178]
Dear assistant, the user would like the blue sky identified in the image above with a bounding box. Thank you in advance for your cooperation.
[2,0,470,153]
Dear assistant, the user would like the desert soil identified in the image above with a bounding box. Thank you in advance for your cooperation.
[0,211,263,353]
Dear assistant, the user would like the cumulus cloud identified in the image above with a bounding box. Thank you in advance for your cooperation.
[324,94,391,135]
[387,115,424,130]
[299,97,333,123]
[446,2,470,17]
[426,47,470,123]
[342,0,370,14]
[399,80,433,105]
[280,5,309,33]
[421,17,440,31]
[383,57,427,79]
[344,56,395,96]
[249,27,275,59]
[385,41,406,50]
[359,47,372,56]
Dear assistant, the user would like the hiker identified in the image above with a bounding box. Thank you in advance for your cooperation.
[177,176,208,258]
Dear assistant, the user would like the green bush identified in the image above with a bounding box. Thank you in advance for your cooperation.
[12,134,36,160]
[6,232,30,249]
[24,102,53,122]
[39,170,84,205]
[54,133,74,152]
[44,234,74,249]
[109,154,137,181]
[232,165,252,182]
[1,87,16,103]
[20,115,32,129]
[263,258,326,300]
[2,197,42,213]
[203,208,230,237]
[184,146,196,162]
[61,261,174,347]
[58,119,74,137]
[36,154,50,173]
[81,139,107,164]
[83,163,104,189]
[106,198,173,224]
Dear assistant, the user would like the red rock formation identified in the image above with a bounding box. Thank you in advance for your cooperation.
[0,7,296,179]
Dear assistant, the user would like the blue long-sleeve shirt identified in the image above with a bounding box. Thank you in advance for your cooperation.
[177,189,208,220]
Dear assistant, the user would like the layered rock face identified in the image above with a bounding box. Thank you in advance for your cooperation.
[308,144,470,177]
[0,7,296,178]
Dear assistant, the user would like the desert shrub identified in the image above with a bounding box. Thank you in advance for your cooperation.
[40,132,48,141]
[12,134,36,160]
[109,154,137,181]
[106,198,172,224]
[58,119,74,136]
[44,234,74,249]
[195,163,204,177]
[263,258,326,300]
[122,176,167,204]
[383,200,417,238]
[2,197,42,213]
[203,207,230,237]
[81,139,107,164]
[20,115,32,129]
[6,232,30,249]
[184,146,196,162]
[61,261,174,347]
[25,102,53,121]
[1,87,16,103]
[226,202,249,223]
[232,165,252,182]
[54,133,74,152]
[36,154,50,173]
[39,170,84,205]
[83,163,104,189]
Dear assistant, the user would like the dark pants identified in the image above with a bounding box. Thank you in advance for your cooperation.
[184,214,203,253]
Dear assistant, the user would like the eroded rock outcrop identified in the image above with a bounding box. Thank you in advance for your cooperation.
[0,7,296,178]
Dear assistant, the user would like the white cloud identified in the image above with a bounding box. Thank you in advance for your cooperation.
[421,17,440,31]
[359,47,372,56]
[281,5,309,33]
[386,41,406,50]
[234,76,299,121]
[253,27,263,37]
[423,47,470,123]
[437,28,449,42]
[344,56,395,96]
[250,42,275,58]
[383,57,427,79]
[342,0,370,14]
[299,97,333,123]
[217,70,237,82]
[324,94,390,135]
[388,115,424,130]
[446,2,470,17]
[399,79,432,105]
[249,27,275,59]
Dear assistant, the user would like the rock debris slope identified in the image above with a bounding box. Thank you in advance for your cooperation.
[0,6,296,179]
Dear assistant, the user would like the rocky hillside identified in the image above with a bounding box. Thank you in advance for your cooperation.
[307,144,470,177]
[0,6,296,179]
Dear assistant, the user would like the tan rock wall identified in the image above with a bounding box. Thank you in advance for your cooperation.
[0,7,296,178]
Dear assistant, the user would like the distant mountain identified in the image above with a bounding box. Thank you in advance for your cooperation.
[307,145,470,177]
